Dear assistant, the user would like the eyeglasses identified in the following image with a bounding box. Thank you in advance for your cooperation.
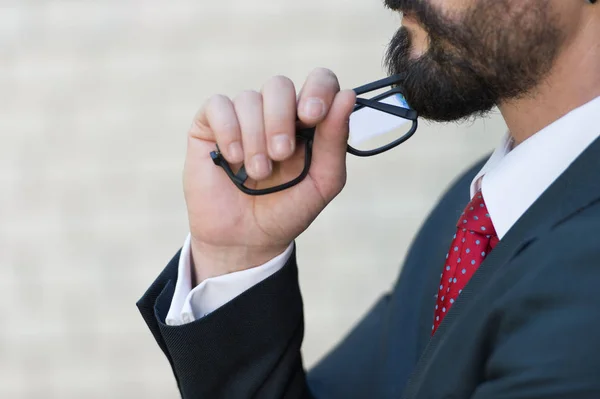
[210,74,418,196]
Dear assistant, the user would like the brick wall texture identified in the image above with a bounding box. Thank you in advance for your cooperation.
[0,1,505,397]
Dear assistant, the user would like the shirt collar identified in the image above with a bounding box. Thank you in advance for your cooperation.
[470,95,600,239]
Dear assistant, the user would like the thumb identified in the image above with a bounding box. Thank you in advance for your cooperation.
[308,89,356,199]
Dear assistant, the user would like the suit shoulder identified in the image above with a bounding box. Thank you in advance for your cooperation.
[537,201,600,267]
[504,202,600,306]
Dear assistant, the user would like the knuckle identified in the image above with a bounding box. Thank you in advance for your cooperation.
[234,90,262,106]
[220,120,239,137]
[303,68,340,100]
[206,94,229,109]
[203,95,239,135]
[311,67,338,85]
[190,118,206,134]
[312,66,334,76]
[264,75,294,91]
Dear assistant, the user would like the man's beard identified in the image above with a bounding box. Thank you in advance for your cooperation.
[384,0,566,122]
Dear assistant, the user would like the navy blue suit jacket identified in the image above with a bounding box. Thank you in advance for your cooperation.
[138,137,600,398]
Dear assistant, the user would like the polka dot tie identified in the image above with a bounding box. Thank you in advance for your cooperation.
[432,191,499,335]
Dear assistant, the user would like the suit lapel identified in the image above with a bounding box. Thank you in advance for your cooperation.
[402,135,600,399]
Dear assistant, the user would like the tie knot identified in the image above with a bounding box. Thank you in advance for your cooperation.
[456,192,496,235]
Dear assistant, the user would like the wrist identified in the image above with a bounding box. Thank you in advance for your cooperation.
[190,238,290,284]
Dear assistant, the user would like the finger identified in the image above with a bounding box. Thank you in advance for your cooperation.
[261,76,297,162]
[233,90,272,180]
[194,94,244,164]
[296,67,341,127]
[309,89,356,198]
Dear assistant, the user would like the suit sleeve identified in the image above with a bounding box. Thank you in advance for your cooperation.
[137,245,406,399]
[136,245,314,398]
[470,228,600,399]
[136,158,488,399]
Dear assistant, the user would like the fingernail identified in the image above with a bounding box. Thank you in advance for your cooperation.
[228,142,243,162]
[271,134,294,158]
[303,98,325,119]
[251,153,272,178]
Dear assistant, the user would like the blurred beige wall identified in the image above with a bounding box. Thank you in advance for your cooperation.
[0,1,506,398]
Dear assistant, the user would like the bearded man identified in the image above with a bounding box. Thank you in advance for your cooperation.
[137,1,600,397]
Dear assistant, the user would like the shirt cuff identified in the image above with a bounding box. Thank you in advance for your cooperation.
[165,234,294,326]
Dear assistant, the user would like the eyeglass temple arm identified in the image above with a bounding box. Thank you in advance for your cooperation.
[213,74,411,185]
[355,97,418,120]
[353,73,405,95]
[215,126,316,185]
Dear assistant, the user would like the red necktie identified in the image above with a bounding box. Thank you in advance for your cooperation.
[432,191,499,335]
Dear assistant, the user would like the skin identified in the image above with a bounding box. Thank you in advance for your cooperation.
[501,12,600,144]
[388,0,600,144]
[184,1,600,283]
[185,70,356,281]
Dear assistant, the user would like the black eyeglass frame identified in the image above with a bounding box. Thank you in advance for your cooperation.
[210,74,418,196]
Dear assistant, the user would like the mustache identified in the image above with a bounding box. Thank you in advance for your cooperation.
[383,0,442,35]
[384,0,424,15]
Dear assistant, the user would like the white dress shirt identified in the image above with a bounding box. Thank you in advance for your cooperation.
[166,95,600,326]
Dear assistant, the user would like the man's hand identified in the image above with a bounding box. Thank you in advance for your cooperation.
[183,68,356,282]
